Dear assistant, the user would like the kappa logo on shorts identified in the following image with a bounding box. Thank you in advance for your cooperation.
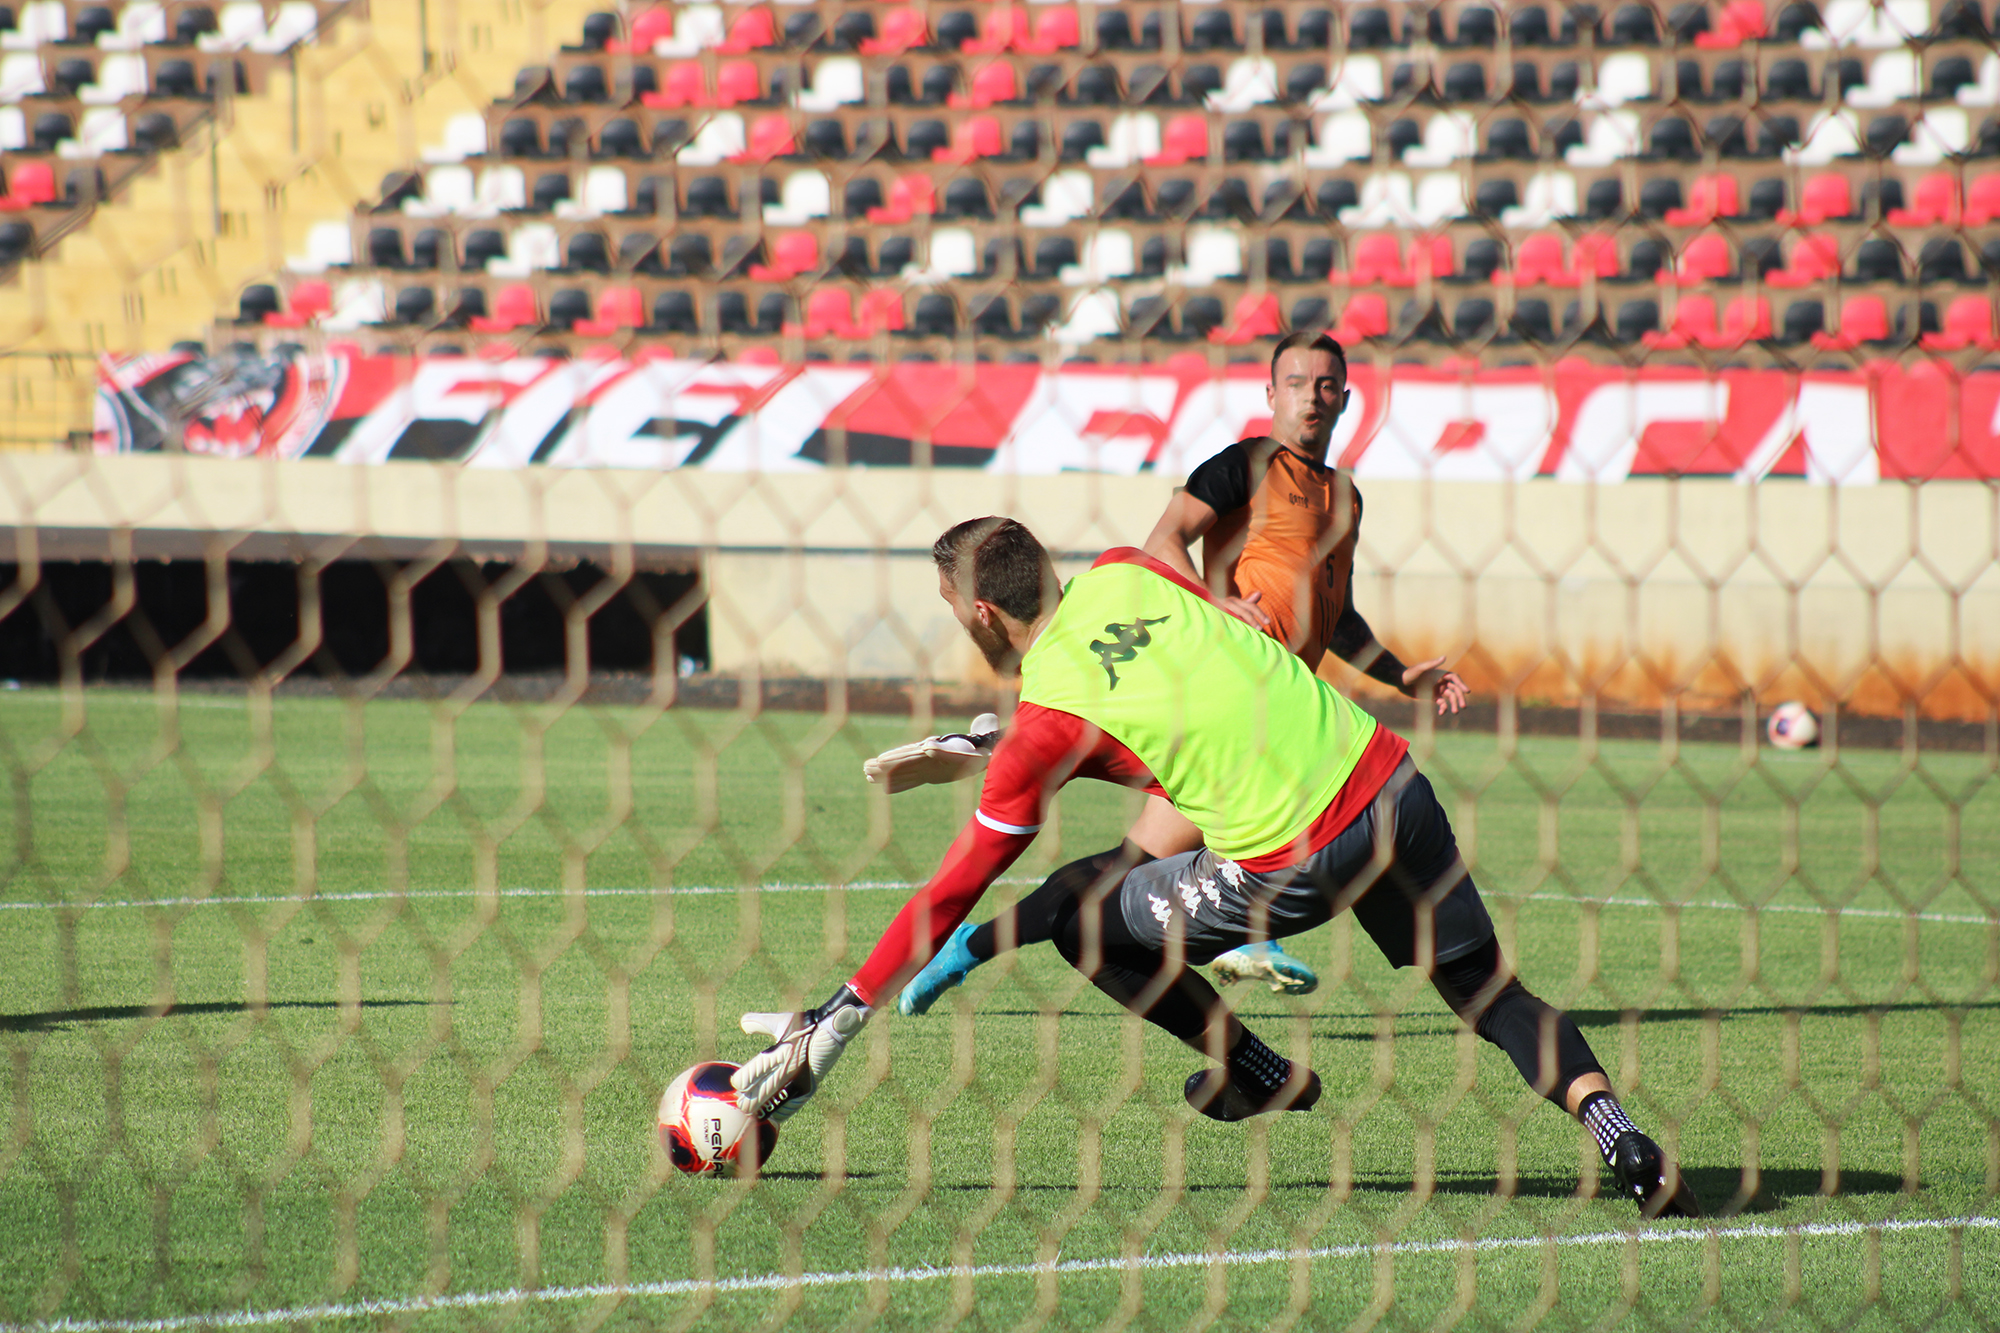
[1148,893,1173,925]
[1089,617,1170,689]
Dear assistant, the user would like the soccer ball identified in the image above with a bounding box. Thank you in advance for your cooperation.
[658,1061,778,1175]
[1767,701,1820,750]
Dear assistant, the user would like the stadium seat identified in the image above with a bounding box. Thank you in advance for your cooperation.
[1642,293,1720,348]
[259,279,331,328]
[1059,229,1136,284]
[1698,0,1770,44]
[867,173,937,223]
[1332,292,1391,341]
[100,2,169,48]
[1146,114,1208,165]
[1404,112,1476,166]
[715,61,761,107]
[1845,51,1918,107]
[645,62,708,109]
[1664,174,1740,225]
[1889,175,1962,227]
[80,53,147,104]
[1020,170,1091,226]
[715,6,776,53]
[1210,56,1279,110]
[1026,7,1082,53]
[857,288,906,335]
[1766,233,1842,288]
[796,58,863,111]
[1963,175,2000,226]
[1922,296,1999,349]
[1665,233,1735,285]
[466,284,539,333]
[859,9,928,54]
[607,8,673,53]
[0,159,53,209]
[1712,295,1773,346]
[787,288,861,340]
[1209,291,1282,344]
[951,63,1017,109]
[572,285,644,335]
[1812,295,1893,348]
[1895,109,1971,165]
[962,5,1027,53]
[730,113,794,163]
[1779,174,1854,225]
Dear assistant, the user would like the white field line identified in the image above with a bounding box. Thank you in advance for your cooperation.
[0,883,1991,928]
[5,1215,1995,1332]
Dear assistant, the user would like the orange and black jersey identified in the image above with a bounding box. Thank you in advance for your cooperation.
[1185,438,1364,672]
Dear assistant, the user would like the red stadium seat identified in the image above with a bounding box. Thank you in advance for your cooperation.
[859,9,928,53]
[1573,234,1622,282]
[1664,174,1740,225]
[1209,292,1283,345]
[265,279,331,327]
[1664,232,1733,285]
[857,289,906,335]
[1696,0,1768,44]
[715,6,776,53]
[749,231,819,281]
[643,62,708,109]
[951,62,1018,108]
[1922,296,1999,350]
[1778,174,1852,226]
[1023,6,1081,51]
[934,114,1003,162]
[1505,233,1569,286]
[731,113,796,162]
[1339,234,1410,285]
[866,173,937,222]
[0,161,56,210]
[1811,295,1891,349]
[574,286,645,335]
[1145,115,1209,165]
[1765,233,1841,288]
[963,5,1029,52]
[607,8,673,52]
[1411,235,1455,282]
[469,284,540,332]
[1964,174,2000,226]
[790,288,862,339]
[1333,293,1391,341]
[715,61,762,107]
[1642,293,1720,348]
[1708,295,1771,347]
[1888,174,1961,227]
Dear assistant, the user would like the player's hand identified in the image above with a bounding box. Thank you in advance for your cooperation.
[732,986,874,1122]
[1221,591,1271,630]
[1401,657,1470,715]
[863,713,1001,792]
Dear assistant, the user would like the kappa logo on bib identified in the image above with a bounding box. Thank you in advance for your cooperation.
[1088,617,1170,690]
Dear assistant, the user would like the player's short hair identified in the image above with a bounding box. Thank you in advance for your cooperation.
[1270,332,1347,386]
[932,517,1049,623]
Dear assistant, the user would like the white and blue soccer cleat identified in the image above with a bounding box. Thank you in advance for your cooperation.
[1209,941,1319,995]
[897,921,984,1016]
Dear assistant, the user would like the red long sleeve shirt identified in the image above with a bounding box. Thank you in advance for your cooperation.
[847,549,1410,1005]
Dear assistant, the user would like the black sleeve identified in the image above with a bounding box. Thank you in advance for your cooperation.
[1184,443,1253,517]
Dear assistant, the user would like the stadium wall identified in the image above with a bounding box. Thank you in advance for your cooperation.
[0,451,1991,719]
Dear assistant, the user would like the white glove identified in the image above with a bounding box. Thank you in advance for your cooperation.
[731,986,874,1122]
[862,713,1001,793]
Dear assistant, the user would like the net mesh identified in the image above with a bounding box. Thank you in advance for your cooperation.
[0,0,1996,1327]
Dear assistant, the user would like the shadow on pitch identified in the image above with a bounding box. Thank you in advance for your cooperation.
[1312,998,2000,1041]
[1246,1167,1911,1212]
[0,999,430,1034]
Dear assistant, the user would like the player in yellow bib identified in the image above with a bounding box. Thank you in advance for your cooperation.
[730,517,1699,1218]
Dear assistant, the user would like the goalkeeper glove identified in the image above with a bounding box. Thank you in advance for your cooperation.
[861,713,1000,793]
[731,985,874,1122]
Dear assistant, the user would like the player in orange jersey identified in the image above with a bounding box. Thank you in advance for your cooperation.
[894,333,1468,1010]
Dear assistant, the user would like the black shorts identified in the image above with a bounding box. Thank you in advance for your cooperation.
[1115,757,1495,970]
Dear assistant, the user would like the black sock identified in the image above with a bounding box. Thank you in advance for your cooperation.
[965,842,1146,962]
[1228,1030,1293,1098]
[1577,1092,1639,1167]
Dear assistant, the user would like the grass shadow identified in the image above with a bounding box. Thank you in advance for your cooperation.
[0,999,431,1034]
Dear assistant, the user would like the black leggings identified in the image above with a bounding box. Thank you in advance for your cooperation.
[981,847,1610,1102]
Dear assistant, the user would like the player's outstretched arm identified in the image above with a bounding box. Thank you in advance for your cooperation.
[1328,596,1468,715]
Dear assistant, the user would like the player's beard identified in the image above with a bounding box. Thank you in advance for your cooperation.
[968,617,1020,676]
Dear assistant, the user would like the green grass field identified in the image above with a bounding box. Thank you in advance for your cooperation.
[0,687,1994,1330]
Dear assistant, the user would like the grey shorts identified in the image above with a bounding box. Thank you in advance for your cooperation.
[1117,757,1495,971]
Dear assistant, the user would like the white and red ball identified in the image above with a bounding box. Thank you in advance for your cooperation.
[658,1061,777,1175]
[1767,701,1821,750]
